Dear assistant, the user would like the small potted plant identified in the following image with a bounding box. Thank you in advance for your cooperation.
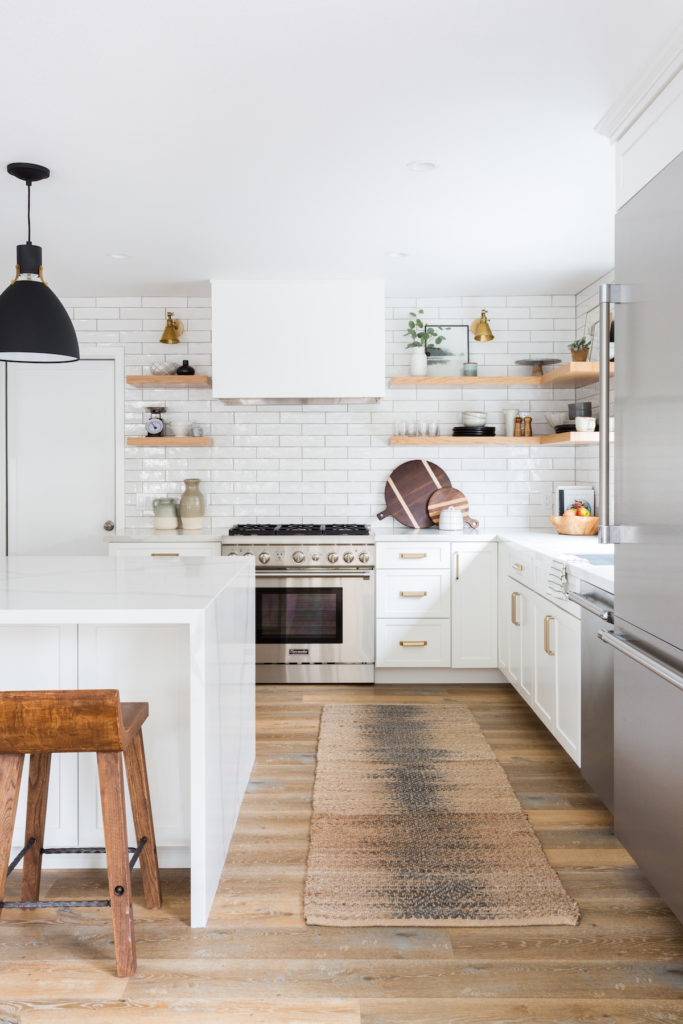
[404,311,452,376]
[569,337,591,362]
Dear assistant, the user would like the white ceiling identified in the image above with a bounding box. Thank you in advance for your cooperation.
[2,0,682,297]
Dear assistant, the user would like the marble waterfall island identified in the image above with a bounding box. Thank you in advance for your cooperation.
[0,555,255,927]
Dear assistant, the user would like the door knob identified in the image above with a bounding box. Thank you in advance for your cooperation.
[103,521,115,532]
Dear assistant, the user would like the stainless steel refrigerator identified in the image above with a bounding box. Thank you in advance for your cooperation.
[597,149,683,923]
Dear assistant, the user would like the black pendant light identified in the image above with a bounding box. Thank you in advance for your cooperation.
[0,163,79,362]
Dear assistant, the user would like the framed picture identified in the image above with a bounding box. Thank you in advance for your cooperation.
[424,324,470,373]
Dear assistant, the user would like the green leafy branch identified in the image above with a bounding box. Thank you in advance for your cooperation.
[403,310,451,355]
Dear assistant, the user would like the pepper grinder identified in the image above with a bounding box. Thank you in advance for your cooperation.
[524,416,533,437]
[513,416,523,437]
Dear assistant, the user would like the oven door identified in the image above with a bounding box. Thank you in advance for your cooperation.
[255,571,374,665]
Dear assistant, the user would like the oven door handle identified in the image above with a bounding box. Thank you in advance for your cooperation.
[256,572,372,580]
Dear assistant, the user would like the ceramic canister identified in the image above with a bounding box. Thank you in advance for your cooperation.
[153,497,178,530]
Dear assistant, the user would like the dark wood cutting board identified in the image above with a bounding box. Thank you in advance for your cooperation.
[377,460,450,529]
[427,486,480,530]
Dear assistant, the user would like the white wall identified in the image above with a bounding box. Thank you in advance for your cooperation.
[54,290,603,532]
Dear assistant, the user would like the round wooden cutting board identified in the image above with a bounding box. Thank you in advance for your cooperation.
[376,460,451,529]
[427,487,480,529]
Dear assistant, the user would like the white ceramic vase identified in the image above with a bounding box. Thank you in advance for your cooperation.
[410,349,428,376]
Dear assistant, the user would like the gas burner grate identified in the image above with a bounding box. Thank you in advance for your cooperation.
[228,523,370,537]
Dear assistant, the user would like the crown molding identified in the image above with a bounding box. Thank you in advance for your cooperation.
[595,23,683,141]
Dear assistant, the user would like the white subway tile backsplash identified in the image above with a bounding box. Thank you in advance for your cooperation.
[69,287,609,529]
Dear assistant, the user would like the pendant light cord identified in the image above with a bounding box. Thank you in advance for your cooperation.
[26,182,32,243]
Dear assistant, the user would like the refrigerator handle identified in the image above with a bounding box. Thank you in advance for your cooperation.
[598,282,612,544]
[598,630,683,694]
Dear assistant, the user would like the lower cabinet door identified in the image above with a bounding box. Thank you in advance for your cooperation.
[451,543,498,668]
[533,596,557,728]
[376,619,451,667]
[554,610,581,763]
[504,578,532,702]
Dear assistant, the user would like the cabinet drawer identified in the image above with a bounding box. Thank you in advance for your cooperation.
[109,542,221,558]
[501,544,533,583]
[376,542,450,570]
[376,618,451,667]
[377,570,450,618]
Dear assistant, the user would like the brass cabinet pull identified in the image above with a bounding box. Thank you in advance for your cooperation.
[511,591,520,626]
[400,640,428,647]
[151,552,180,557]
[544,614,555,656]
[400,591,427,597]
[512,562,524,572]
[400,552,427,559]
[455,552,460,581]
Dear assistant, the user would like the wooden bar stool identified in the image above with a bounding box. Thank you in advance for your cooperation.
[0,689,162,977]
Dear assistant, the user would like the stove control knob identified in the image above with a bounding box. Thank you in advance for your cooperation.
[311,553,320,561]
[292,551,305,563]
[358,552,370,563]
[343,552,354,563]
[258,552,270,564]
[328,552,339,563]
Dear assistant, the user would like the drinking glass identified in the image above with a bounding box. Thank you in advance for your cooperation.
[427,422,439,437]
[395,421,407,436]
[418,421,428,436]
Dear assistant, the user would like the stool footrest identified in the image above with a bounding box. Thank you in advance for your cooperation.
[6,837,36,878]
[41,847,137,855]
[0,898,111,909]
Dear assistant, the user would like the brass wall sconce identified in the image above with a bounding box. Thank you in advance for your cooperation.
[159,311,185,344]
[470,309,494,342]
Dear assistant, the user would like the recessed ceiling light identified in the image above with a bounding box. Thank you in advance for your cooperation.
[386,251,409,259]
[108,252,129,260]
[406,161,438,172]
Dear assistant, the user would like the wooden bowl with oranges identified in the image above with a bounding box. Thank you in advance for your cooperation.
[550,504,599,536]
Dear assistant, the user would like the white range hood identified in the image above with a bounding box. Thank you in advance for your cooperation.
[211,279,385,403]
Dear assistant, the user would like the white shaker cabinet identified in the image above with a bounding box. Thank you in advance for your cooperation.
[497,542,581,765]
[451,543,498,668]
[376,541,451,668]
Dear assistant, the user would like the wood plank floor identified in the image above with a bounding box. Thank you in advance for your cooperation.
[1,683,683,1023]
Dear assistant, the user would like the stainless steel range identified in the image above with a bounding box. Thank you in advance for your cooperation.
[221,524,375,684]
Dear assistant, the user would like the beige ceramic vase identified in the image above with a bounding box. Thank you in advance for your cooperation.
[180,478,205,530]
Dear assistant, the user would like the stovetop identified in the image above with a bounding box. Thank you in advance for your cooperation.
[228,523,370,537]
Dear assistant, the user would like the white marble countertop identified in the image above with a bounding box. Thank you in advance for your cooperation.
[107,529,223,543]
[373,526,498,542]
[0,555,254,624]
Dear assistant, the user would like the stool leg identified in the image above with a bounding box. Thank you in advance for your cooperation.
[21,752,52,903]
[97,751,136,977]
[124,730,162,909]
[0,753,25,920]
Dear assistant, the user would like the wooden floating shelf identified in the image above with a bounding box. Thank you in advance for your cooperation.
[127,436,213,447]
[126,375,212,389]
[390,362,613,389]
[390,432,613,447]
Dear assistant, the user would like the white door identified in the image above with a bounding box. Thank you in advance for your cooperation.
[451,543,498,669]
[7,359,118,554]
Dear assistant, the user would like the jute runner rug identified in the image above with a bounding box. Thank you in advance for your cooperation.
[304,704,579,927]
